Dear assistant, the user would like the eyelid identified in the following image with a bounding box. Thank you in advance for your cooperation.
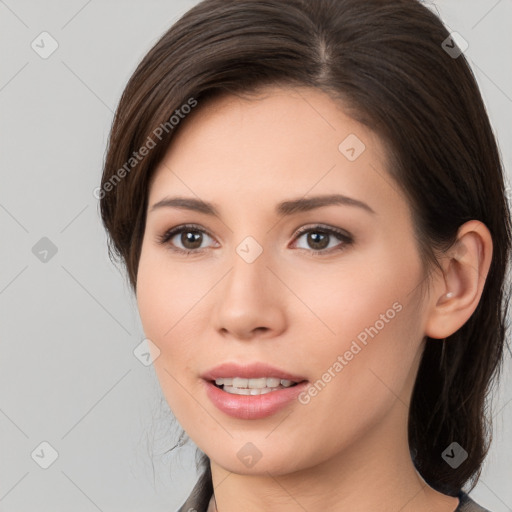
[292,223,352,240]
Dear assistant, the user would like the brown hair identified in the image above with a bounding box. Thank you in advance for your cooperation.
[100,0,512,497]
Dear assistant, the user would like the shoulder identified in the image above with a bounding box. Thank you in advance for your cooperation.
[457,491,492,512]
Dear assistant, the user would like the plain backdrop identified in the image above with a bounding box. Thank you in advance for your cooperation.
[1,1,511,511]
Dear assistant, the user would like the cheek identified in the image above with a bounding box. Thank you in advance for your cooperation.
[280,244,421,352]
[135,245,214,412]
[290,245,425,406]
[136,246,203,342]
[289,293,423,467]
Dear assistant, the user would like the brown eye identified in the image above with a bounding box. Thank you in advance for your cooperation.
[293,225,353,254]
[305,232,330,250]
[158,224,217,254]
[180,230,204,250]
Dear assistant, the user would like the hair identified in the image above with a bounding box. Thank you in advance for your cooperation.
[99,0,511,499]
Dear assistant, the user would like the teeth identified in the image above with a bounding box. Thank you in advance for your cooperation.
[223,385,281,396]
[266,378,281,387]
[214,377,299,389]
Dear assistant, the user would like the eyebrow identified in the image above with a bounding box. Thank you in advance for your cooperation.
[149,193,376,217]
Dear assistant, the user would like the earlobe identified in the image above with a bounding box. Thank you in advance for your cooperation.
[424,220,493,340]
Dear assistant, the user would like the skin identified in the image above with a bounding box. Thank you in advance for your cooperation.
[136,86,493,512]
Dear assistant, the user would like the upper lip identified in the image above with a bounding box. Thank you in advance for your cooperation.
[201,362,307,382]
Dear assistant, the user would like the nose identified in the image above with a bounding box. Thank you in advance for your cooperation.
[212,244,287,341]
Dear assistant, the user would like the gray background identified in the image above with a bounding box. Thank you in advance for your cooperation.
[1,1,511,510]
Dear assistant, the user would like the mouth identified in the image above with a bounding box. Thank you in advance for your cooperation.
[203,371,310,419]
[211,377,304,396]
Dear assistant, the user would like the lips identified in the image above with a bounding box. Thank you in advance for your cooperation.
[203,379,309,419]
[200,362,309,419]
[201,362,307,382]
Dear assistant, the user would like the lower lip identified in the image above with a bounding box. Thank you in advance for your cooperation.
[204,380,309,420]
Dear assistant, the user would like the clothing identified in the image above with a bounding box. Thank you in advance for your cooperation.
[176,478,492,512]
[457,492,491,512]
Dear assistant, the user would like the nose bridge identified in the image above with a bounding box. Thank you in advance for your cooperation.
[213,233,286,338]
[225,234,271,301]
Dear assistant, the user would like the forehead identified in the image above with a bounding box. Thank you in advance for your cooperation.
[168,86,380,156]
[148,86,402,218]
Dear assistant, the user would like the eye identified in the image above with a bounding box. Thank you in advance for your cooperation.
[157,223,353,256]
[292,224,353,255]
[157,224,218,255]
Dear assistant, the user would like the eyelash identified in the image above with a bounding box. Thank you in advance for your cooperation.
[156,223,354,257]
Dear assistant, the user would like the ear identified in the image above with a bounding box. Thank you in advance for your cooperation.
[424,220,493,339]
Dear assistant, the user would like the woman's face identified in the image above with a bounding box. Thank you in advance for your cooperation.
[136,86,432,475]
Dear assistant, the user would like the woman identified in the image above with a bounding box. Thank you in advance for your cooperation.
[99,0,511,510]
